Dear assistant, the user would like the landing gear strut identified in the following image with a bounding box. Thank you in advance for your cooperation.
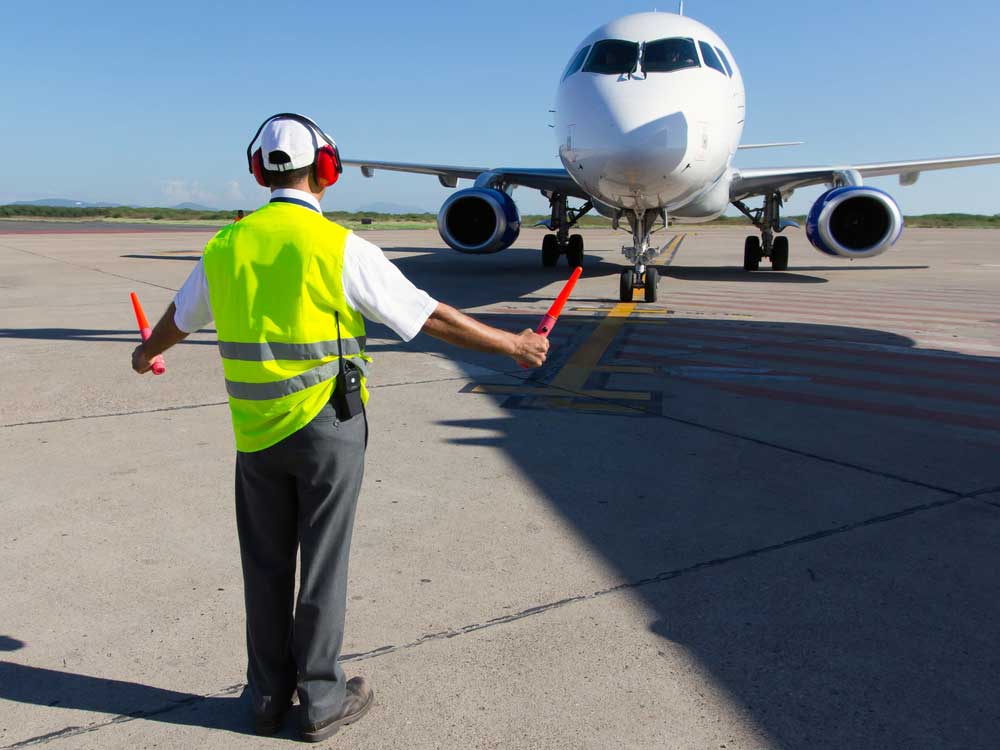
[541,195,592,268]
[619,208,666,303]
[733,191,791,272]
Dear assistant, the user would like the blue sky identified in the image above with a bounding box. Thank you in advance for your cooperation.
[2,0,998,216]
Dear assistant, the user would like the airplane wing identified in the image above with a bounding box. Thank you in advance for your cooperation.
[731,153,1000,201]
[341,158,590,200]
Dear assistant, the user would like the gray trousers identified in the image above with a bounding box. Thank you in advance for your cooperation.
[234,401,366,724]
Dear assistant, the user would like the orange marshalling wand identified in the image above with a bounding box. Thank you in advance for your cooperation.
[130,292,166,375]
[536,266,583,336]
[520,266,583,369]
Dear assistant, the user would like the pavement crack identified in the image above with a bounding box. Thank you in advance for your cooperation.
[1,372,505,429]
[0,683,245,749]
[1,401,228,428]
[5,480,987,747]
[342,488,977,665]
[0,242,179,292]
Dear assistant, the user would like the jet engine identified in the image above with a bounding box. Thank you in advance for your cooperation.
[437,188,521,254]
[806,186,903,258]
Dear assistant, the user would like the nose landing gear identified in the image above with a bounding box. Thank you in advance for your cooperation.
[619,209,665,302]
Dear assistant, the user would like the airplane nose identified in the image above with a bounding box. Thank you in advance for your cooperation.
[595,110,690,189]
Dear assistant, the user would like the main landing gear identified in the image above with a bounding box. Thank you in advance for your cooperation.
[541,195,592,269]
[733,191,792,272]
[619,208,666,303]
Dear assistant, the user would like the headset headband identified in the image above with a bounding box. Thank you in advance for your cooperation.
[245,112,340,175]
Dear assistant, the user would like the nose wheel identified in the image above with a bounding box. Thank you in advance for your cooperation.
[619,266,658,302]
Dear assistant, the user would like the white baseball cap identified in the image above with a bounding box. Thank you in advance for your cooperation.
[260,117,323,172]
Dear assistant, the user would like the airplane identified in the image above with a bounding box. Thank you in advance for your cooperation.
[343,10,1000,303]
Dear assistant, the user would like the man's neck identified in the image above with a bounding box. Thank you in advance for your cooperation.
[270,188,322,213]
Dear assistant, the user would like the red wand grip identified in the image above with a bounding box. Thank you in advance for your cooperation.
[130,292,166,376]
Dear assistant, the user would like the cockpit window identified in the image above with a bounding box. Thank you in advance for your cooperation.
[562,45,590,80]
[714,46,734,77]
[642,37,700,73]
[583,39,640,75]
[699,41,727,76]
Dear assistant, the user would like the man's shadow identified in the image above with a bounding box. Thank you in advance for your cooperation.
[0,661,268,740]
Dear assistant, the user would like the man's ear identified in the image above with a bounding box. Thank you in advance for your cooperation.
[308,171,325,197]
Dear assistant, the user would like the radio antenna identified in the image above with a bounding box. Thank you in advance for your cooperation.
[678,1,684,15]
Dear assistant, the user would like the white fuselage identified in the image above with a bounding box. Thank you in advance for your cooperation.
[555,12,745,221]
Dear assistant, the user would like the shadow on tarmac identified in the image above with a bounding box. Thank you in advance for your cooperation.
[3,243,996,747]
[376,248,1000,748]
[0,328,219,344]
[0,636,25,651]
[0,661,260,739]
[120,254,204,261]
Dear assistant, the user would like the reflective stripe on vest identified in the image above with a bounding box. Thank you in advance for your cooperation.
[217,335,367,361]
[224,356,370,401]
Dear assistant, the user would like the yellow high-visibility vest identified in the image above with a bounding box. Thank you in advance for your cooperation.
[203,201,369,452]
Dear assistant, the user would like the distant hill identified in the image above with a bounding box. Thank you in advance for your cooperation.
[358,201,433,215]
[171,202,217,211]
[12,198,122,208]
[10,198,220,211]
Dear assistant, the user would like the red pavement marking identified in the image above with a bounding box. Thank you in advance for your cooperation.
[708,380,1000,432]
[626,327,1000,375]
[619,349,1000,409]
[665,290,1000,320]
[667,285,1000,305]
[662,297,991,326]
[620,338,1000,387]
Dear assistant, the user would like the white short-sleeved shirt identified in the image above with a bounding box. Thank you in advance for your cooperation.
[173,189,438,342]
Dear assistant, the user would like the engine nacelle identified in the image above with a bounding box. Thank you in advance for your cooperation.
[806,186,903,258]
[437,188,521,254]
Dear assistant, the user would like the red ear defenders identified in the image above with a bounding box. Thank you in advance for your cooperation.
[246,112,343,189]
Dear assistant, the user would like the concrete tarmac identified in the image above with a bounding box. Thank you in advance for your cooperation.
[1,222,999,749]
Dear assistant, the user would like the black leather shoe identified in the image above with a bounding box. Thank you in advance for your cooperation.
[254,710,287,736]
[300,676,373,743]
[253,691,295,736]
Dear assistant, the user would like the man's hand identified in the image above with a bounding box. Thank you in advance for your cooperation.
[129,302,189,375]
[132,343,154,374]
[513,329,550,368]
[421,302,552,367]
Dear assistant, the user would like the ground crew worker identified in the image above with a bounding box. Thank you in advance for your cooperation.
[131,113,549,743]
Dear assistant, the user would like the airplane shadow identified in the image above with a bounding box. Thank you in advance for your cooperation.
[368,247,1000,748]
[658,265,827,283]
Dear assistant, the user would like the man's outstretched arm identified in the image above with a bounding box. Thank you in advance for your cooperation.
[420,302,549,368]
[131,302,189,374]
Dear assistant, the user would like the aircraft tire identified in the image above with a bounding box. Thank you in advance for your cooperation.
[567,234,584,268]
[542,235,559,267]
[744,236,761,271]
[619,269,635,302]
[771,236,789,271]
[644,267,658,303]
